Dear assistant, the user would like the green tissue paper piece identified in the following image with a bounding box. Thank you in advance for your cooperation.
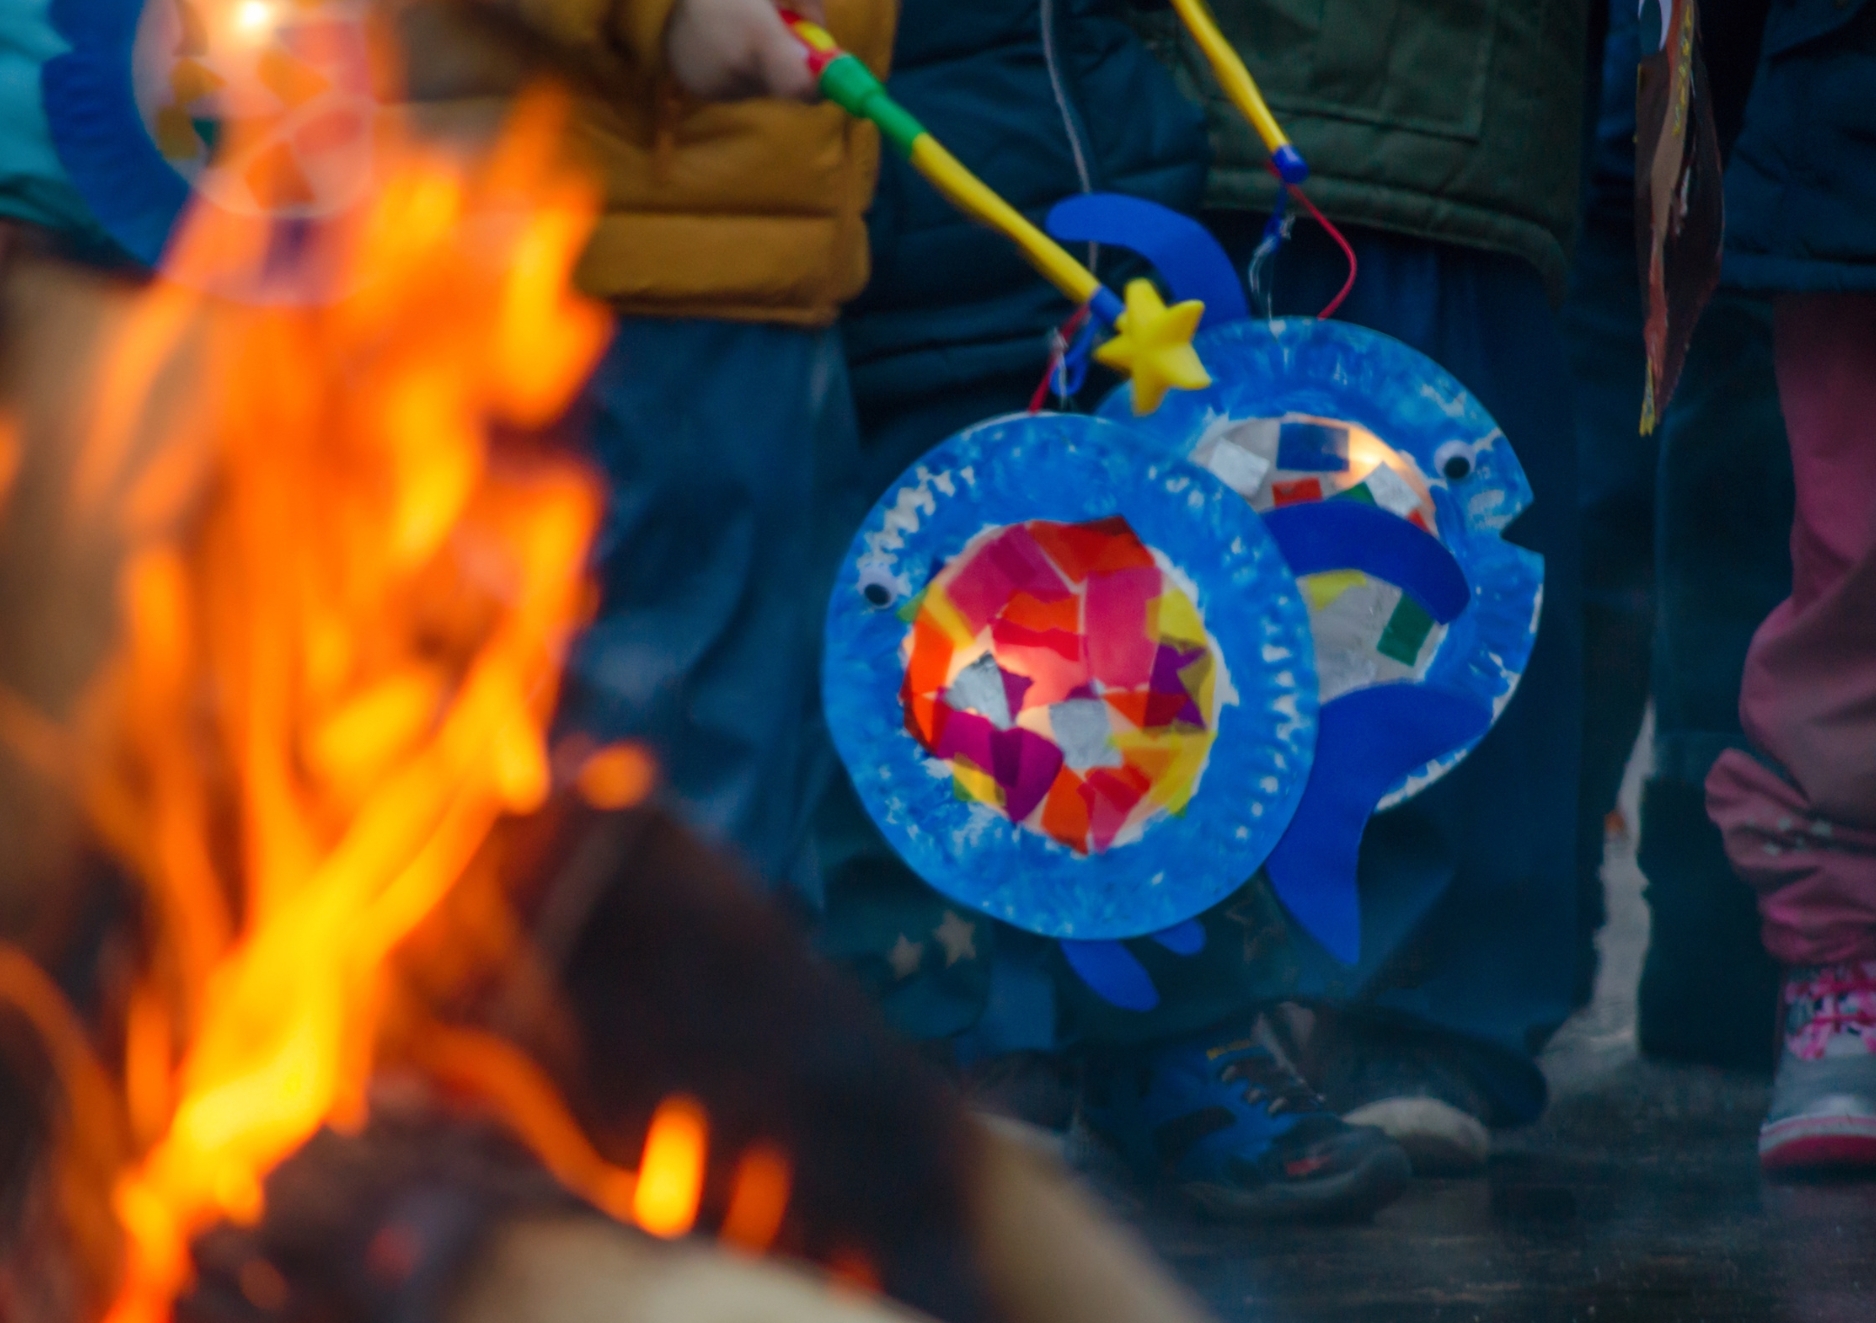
[1376,593,1435,665]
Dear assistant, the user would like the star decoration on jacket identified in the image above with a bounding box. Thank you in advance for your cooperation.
[1093,277,1211,415]
[932,911,978,966]
[888,933,925,980]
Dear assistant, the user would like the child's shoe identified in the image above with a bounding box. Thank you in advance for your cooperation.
[1316,1032,1495,1176]
[1759,960,1876,1174]
[1081,1027,1410,1221]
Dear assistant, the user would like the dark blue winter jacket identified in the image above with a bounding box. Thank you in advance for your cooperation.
[1724,0,1876,291]
[841,0,1210,414]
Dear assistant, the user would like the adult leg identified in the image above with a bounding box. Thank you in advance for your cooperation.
[1560,213,1657,1007]
[1637,290,1792,1072]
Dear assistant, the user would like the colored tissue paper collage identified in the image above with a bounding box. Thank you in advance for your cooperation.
[899,516,1226,857]
[1188,412,1446,700]
[135,0,376,217]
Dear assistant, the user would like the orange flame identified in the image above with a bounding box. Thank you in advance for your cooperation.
[632,1096,710,1239]
[0,71,803,1323]
[70,87,614,1323]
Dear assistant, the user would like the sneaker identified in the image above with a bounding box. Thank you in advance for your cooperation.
[1759,960,1876,1174]
[1306,1013,1495,1177]
[1080,1025,1410,1221]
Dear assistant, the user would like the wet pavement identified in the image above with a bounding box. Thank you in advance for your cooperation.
[1126,737,1876,1323]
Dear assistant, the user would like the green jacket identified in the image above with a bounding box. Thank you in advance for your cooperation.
[1143,0,1588,302]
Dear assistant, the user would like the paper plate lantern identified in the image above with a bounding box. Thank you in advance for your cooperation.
[1098,316,1542,806]
[824,412,1317,940]
[44,0,377,298]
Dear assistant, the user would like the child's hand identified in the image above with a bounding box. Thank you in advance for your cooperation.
[663,0,823,103]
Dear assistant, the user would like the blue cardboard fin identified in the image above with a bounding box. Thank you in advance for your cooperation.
[1264,683,1493,964]
[1149,918,1206,956]
[1061,939,1160,1012]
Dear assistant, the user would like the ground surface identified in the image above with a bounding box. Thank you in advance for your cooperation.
[1125,731,1876,1323]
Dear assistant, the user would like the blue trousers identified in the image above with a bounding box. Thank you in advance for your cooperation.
[562,319,862,894]
[1563,214,1657,1003]
[1560,218,1792,1072]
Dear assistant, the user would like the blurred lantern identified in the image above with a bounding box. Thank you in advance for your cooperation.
[45,0,382,300]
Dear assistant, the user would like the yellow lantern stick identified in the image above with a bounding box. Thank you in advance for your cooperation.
[781,12,1209,413]
[1166,0,1308,183]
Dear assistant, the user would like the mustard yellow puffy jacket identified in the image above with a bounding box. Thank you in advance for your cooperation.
[405,0,896,325]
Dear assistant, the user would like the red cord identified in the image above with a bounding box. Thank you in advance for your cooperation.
[1026,365,1054,415]
[1262,160,1358,319]
[1287,184,1357,319]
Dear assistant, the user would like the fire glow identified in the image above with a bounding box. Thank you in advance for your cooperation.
[0,87,788,1322]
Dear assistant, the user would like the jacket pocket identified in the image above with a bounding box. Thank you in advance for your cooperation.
[1227,0,1500,142]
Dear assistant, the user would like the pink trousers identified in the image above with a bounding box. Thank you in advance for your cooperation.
[1707,293,1876,967]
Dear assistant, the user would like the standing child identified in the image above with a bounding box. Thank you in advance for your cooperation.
[1702,0,1876,1175]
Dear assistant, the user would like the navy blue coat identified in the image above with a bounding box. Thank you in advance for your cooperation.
[1724,0,1876,291]
[841,0,1210,414]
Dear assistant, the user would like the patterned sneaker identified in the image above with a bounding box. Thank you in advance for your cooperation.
[1759,960,1876,1174]
[1081,1027,1410,1221]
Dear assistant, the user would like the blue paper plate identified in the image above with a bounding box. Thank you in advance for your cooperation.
[824,412,1318,940]
[1098,317,1543,805]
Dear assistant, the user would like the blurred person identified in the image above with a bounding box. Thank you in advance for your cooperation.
[1563,0,1788,1072]
[1075,0,1594,1184]
[1701,0,1876,1175]
[423,0,901,895]
[6,0,894,898]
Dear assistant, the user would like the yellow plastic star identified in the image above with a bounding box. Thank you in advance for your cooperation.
[1093,278,1211,415]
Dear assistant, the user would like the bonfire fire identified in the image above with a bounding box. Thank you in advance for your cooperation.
[0,83,784,1323]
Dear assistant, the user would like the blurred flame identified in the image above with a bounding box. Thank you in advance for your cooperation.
[80,86,612,1323]
[632,1096,709,1240]
[721,1143,793,1254]
[0,83,790,1322]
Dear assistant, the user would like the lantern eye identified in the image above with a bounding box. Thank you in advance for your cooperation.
[1434,441,1475,482]
[857,566,899,608]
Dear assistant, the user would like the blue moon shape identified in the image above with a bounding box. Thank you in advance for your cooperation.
[823,412,1318,940]
[1264,682,1494,964]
